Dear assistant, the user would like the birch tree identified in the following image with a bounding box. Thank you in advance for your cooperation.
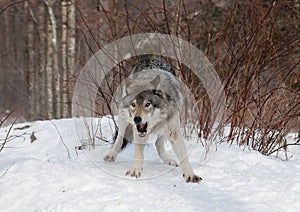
[36,2,47,118]
[44,0,60,119]
[61,0,76,118]
[24,2,36,120]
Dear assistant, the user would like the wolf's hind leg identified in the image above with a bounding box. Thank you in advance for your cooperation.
[155,135,178,167]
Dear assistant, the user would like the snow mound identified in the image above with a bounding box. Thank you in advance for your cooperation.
[0,119,299,211]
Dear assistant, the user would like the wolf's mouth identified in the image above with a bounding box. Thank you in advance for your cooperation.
[136,122,148,137]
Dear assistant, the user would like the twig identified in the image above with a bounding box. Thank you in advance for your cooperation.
[0,0,26,16]
[0,162,15,179]
[50,121,71,159]
[0,116,17,153]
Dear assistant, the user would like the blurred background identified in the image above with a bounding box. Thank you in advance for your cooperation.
[0,0,299,156]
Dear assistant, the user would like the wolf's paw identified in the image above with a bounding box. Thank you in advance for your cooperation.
[164,159,179,167]
[125,168,143,178]
[183,173,202,183]
[103,152,117,162]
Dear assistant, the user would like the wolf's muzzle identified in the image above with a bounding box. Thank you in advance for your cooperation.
[134,116,148,137]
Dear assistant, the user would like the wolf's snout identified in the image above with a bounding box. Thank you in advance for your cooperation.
[133,116,142,124]
[134,116,148,137]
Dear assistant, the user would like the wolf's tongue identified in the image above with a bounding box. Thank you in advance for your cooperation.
[139,123,145,130]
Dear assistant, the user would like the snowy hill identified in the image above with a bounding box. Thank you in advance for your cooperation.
[0,119,299,212]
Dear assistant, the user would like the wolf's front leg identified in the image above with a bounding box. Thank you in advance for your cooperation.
[126,142,146,178]
[104,119,127,162]
[169,134,202,183]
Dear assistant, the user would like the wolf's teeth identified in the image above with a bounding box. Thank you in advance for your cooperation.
[139,132,146,137]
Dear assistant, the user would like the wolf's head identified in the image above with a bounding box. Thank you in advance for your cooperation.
[119,75,171,137]
[128,89,168,137]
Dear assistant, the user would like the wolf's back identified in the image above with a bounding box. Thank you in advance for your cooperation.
[130,59,183,109]
[132,59,176,76]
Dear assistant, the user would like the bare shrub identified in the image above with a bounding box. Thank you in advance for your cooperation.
[76,0,300,157]
[0,110,16,152]
[218,1,300,158]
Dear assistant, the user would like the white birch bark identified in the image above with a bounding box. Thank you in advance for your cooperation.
[37,2,47,118]
[44,0,54,119]
[44,0,60,118]
[61,0,76,118]
[61,0,68,117]
[67,0,76,117]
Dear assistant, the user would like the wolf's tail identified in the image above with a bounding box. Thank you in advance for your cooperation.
[113,124,133,150]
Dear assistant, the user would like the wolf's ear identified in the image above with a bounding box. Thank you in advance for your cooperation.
[150,75,160,88]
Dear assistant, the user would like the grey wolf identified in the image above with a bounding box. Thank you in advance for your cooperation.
[104,59,202,183]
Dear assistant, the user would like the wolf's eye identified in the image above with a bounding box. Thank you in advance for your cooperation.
[131,103,135,107]
[145,102,151,107]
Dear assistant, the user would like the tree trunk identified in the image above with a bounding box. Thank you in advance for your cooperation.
[44,0,60,119]
[61,0,68,117]
[67,0,76,117]
[44,0,54,119]
[24,2,36,120]
[61,0,76,118]
[37,2,47,119]
[0,10,10,109]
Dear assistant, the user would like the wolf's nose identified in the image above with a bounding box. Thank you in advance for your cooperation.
[134,116,142,124]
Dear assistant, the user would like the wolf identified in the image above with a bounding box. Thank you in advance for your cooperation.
[104,59,202,183]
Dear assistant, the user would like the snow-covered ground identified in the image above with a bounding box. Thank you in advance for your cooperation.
[0,118,299,212]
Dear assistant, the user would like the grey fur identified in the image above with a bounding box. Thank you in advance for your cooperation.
[104,59,202,183]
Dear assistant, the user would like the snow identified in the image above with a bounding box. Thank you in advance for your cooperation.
[0,118,299,212]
